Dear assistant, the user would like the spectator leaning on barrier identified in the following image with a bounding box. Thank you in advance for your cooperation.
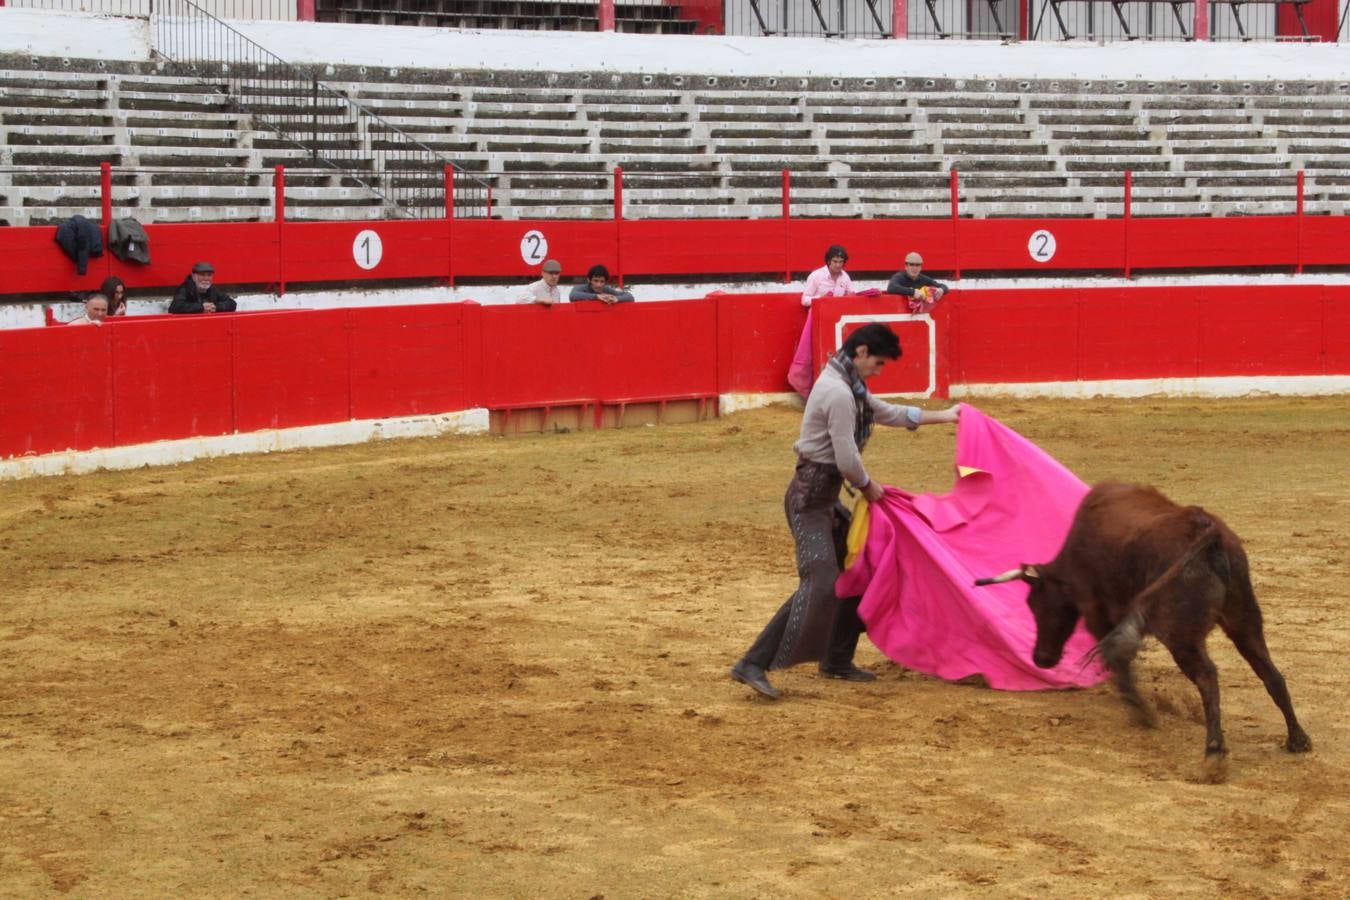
[569,264,634,304]
[517,259,564,305]
[886,251,948,314]
[800,244,854,308]
[169,261,237,315]
[67,293,108,326]
[99,276,128,317]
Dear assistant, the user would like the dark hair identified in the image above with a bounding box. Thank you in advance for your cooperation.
[587,264,610,280]
[843,323,901,360]
[824,244,849,265]
[99,276,126,313]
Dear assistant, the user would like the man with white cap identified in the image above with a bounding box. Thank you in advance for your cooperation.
[516,259,564,305]
[886,251,949,313]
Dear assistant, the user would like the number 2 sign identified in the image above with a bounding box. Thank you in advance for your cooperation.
[353,229,384,270]
[520,229,548,265]
[1028,229,1057,263]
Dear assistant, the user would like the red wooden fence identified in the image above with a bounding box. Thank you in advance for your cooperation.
[4,285,1348,461]
[9,214,1348,300]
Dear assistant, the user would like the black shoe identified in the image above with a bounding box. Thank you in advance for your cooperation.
[730,660,781,699]
[819,664,877,682]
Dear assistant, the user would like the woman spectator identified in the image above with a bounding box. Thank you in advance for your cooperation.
[99,276,128,317]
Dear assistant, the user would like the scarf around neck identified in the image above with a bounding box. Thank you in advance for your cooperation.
[828,350,874,453]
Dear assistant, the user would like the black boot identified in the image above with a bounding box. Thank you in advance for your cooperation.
[730,659,781,699]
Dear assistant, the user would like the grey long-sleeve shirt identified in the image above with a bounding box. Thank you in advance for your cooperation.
[793,363,920,489]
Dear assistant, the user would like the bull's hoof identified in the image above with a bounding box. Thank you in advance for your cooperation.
[1125,700,1157,729]
[1200,751,1229,784]
[1286,730,1313,753]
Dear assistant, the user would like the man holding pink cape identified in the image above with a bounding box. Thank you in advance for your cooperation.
[730,323,960,699]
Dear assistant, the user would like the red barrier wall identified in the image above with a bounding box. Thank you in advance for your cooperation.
[234,309,351,432]
[809,295,944,396]
[944,284,1350,386]
[714,292,806,394]
[349,303,481,419]
[9,214,1350,297]
[479,298,718,408]
[0,325,114,456]
[3,285,1348,462]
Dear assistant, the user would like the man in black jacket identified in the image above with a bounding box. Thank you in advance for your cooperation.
[169,261,237,314]
[885,251,948,313]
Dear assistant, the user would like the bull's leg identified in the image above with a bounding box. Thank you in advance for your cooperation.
[1088,610,1155,728]
[1110,655,1156,729]
[1164,642,1228,783]
[1219,606,1312,753]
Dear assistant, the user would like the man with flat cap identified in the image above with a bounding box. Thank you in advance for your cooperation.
[516,259,564,306]
[169,261,237,315]
[886,251,949,313]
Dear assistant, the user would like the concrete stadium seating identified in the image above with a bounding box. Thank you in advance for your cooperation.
[3,57,1350,226]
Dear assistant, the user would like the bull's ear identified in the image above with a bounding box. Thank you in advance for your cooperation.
[1022,564,1040,580]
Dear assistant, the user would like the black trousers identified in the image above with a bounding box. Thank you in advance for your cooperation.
[741,460,865,672]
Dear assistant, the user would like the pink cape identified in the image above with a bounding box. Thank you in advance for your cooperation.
[787,310,815,397]
[836,404,1108,691]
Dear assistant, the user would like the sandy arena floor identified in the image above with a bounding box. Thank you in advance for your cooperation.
[1,396,1347,897]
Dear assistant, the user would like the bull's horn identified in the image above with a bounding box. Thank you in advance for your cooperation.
[974,568,1025,586]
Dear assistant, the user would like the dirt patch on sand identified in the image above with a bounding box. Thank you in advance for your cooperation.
[1,397,1347,896]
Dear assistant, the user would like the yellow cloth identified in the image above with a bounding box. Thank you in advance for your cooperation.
[846,468,982,567]
[845,495,870,568]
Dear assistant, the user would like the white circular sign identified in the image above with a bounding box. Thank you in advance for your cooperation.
[352,229,383,270]
[1028,229,1057,263]
[520,229,548,266]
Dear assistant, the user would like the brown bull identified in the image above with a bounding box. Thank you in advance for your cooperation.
[977,481,1311,782]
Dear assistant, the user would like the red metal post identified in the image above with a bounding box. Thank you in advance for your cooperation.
[275,165,286,295]
[1194,0,1209,40]
[100,162,112,249]
[296,0,316,20]
[614,166,624,287]
[599,0,616,31]
[892,0,907,36]
[782,168,791,283]
[950,168,961,280]
[1019,0,1029,39]
[445,165,456,287]
[1296,169,1305,275]
[1123,170,1132,279]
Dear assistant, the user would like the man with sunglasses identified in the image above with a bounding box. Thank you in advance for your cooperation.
[886,251,948,313]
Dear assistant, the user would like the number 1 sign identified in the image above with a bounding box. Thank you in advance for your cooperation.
[353,229,384,271]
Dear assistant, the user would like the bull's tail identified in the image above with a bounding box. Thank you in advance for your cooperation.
[1135,514,1226,610]
[1083,609,1147,672]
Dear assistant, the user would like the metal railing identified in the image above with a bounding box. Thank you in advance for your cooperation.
[1029,0,1191,40]
[6,0,1345,39]
[1027,0,1325,40]
[725,0,894,36]
[150,0,491,218]
[3,0,299,18]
